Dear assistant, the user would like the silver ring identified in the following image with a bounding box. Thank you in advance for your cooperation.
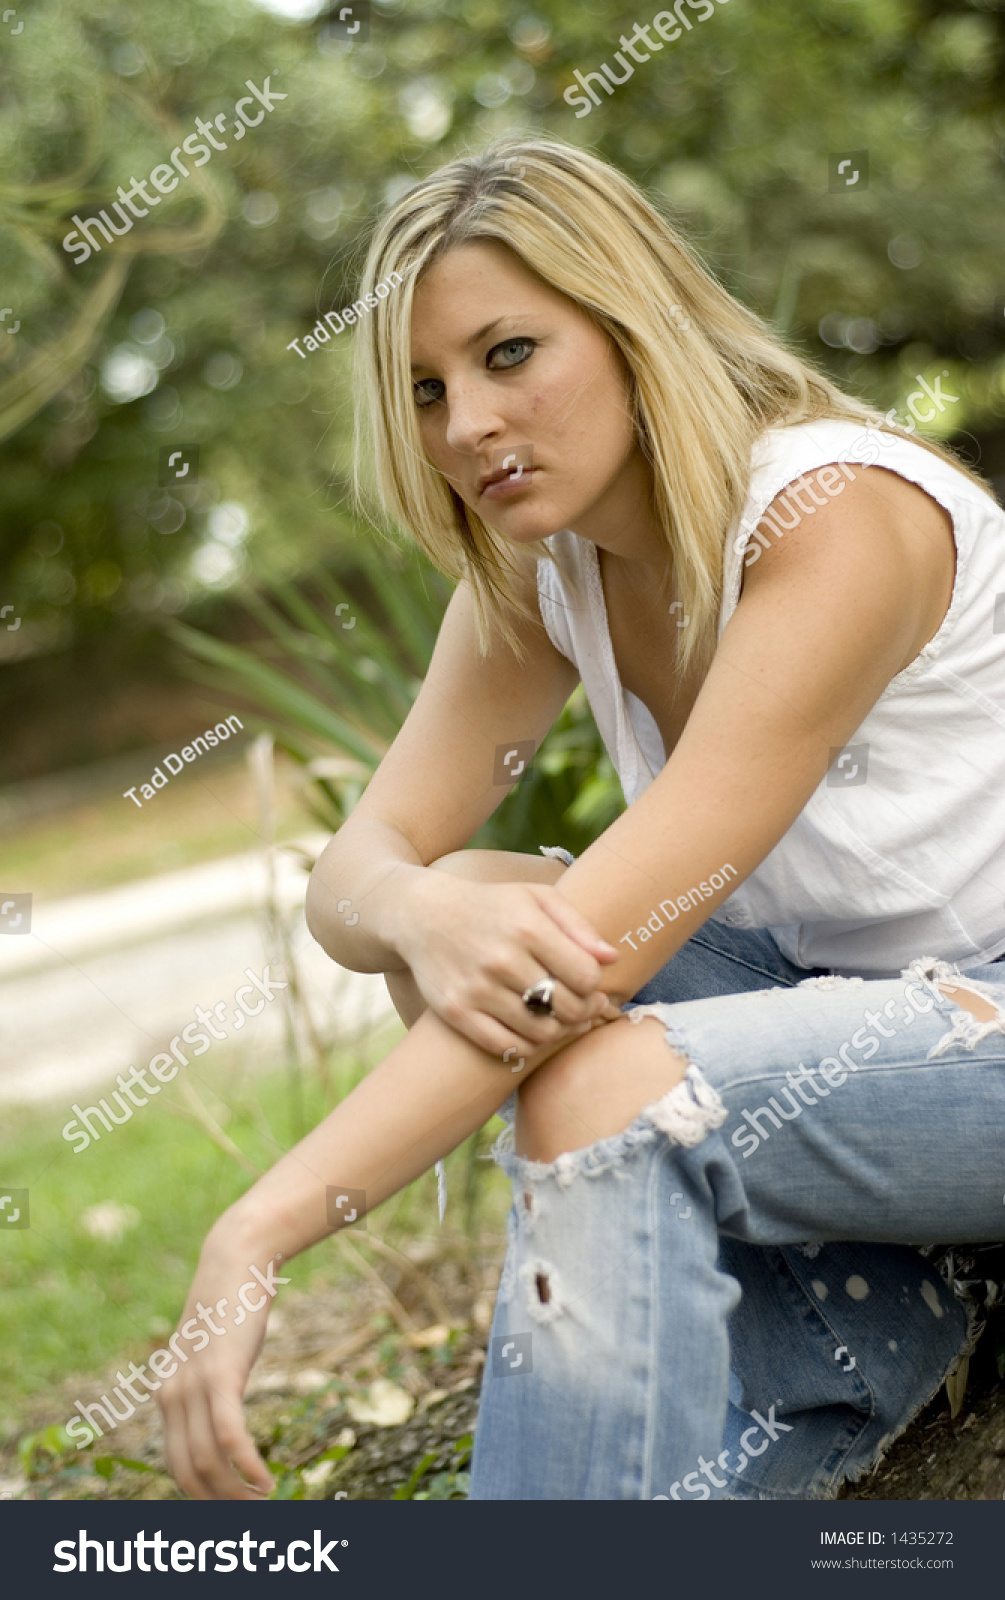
[522,976,556,1018]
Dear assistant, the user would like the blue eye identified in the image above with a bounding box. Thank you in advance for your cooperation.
[413,338,536,408]
[487,338,536,369]
[413,377,445,408]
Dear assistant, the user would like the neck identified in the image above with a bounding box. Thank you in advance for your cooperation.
[566,447,668,572]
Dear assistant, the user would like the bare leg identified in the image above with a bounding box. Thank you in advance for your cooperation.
[516,1013,687,1160]
[384,849,568,1028]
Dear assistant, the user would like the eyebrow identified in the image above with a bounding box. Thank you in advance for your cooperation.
[410,316,508,372]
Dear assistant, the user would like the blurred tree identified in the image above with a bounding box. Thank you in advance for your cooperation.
[0,0,1003,777]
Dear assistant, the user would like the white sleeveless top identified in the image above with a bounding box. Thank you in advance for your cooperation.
[537,417,1005,977]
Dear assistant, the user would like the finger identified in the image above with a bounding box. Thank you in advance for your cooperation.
[182,1388,266,1501]
[210,1390,273,1497]
[462,1012,593,1065]
[533,887,620,961]
[160,1393,214,1502]
[159,1396,199,1501]
[488,971,607,1030]
[521,918,610,1000]
[472,978,591,1043]
[539,979,614,1027]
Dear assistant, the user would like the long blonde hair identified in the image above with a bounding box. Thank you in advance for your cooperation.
[353,135,990,672]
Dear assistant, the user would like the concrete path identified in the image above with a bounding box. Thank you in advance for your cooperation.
[0,840,396,1110]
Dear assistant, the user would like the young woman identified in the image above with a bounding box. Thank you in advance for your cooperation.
[156,137,1005,1501]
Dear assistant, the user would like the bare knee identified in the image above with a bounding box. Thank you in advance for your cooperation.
[384,849,566,1026]
[516,1014,687,1163]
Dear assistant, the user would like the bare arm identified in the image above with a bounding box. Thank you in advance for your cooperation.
[305,570,577,973]
[304,564,626,1058]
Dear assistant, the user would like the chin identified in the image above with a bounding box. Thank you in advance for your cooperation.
[483,497,579,545]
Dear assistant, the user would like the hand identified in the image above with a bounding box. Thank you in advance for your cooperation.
[156,1225,280,1500]
[393,870,622,1059]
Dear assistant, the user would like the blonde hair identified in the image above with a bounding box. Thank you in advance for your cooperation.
[353,135,991,673]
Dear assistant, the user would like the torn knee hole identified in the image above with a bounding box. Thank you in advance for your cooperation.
[535,1271,551,1304]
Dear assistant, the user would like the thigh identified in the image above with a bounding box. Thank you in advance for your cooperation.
[631,918,823,1007]
[633,961,1005,1247]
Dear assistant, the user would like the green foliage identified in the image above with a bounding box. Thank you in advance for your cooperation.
[17,1424,76,1477]
[92,1454,156,1478]
[392,1431,473,1499]
[170,543,624,853]
[2,0,1004,683]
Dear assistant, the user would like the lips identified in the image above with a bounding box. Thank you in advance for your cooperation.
[478,462,534,495]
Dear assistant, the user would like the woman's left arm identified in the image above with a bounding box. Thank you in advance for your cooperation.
[556,463,955,1001]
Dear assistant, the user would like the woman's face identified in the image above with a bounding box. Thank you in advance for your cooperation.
[409,239,651,550]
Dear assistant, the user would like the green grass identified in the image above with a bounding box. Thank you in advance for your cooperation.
[0,1022,507,1427]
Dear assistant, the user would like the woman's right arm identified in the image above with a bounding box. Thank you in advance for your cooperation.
[304,573,621,1058]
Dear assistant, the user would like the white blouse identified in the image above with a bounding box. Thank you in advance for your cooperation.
[536,417,1005,976]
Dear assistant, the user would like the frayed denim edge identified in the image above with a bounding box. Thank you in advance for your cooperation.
[489,1002,727,1185]
[715,1294,977,1502]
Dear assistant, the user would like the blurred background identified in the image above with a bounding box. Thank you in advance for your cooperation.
[1,0,1004,1500]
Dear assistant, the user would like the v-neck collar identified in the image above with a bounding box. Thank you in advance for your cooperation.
[580,536,668,794]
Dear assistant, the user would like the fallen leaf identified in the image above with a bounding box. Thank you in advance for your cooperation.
[405,1324,451,1349]
[345,1379,415,1427]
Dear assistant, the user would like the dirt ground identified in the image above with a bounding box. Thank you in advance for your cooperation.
[7,1236,1004,1503]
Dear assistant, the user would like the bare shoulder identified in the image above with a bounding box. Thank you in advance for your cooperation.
[740,461,956,672]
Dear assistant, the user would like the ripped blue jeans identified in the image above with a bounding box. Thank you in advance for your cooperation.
[468,920,1005,1500]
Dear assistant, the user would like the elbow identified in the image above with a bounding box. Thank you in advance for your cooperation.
[305,863,370,971]
[304,869,340,961]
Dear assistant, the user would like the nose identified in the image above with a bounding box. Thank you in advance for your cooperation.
[442,375,505,461]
